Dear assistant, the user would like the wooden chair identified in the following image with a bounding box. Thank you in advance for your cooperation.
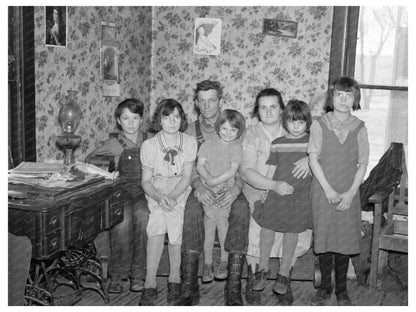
[368,144,408,291]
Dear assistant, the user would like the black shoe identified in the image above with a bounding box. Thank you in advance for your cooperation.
[167,282,181,305]
[310,288,332,306]
[174,251,200,306]
[107,278,123,293]
[224,252,244,306]
[139,288,157,306]
[245,264,261,305]
[277,282,294,306]
[336,291,352,306]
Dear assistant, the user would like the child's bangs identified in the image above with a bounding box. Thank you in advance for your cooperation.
[287,107,307,121]
[160,103,175,117]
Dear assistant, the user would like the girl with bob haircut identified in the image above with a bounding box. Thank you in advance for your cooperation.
[252,99,313,304]
[308,76,369,306]
[151,98,188,133]
[197,109,246,283]
[139,99,197,305]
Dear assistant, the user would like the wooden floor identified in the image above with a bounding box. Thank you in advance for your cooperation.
[75,276,407,306]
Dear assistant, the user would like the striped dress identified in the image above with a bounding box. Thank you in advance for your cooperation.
[253,134,312,233]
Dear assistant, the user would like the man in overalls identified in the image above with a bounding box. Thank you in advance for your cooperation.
[175,80,254,305]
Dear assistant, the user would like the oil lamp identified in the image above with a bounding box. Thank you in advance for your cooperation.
[56,90,82,165]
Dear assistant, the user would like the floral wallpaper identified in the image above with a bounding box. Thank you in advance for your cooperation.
[151,6,332,124]
[34,6,333,162]
[34,6,152,161]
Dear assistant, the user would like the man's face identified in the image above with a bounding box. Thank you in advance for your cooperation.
[196,89,221,120]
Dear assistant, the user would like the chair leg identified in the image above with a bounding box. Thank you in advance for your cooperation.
[369,202,382,291]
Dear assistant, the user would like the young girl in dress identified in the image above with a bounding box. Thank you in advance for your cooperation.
[252,100,313,301]
[308,77,369,306]
[139,99,197,306]
[196,109,245,283]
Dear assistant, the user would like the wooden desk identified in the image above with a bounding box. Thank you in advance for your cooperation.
[8,178,126,305]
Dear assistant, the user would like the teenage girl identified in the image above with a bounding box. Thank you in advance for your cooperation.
[139,99,197,306]
[308,77,369,306]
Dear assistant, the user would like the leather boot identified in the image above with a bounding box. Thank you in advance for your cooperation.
[224,252,244,306]
[245,264,261,305]
[174,251,200,306]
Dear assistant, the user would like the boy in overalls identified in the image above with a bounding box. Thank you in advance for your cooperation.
[85,98,149,293]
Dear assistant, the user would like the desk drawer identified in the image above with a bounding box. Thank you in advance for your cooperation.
[45,211,61,234]
[43,231,62,257]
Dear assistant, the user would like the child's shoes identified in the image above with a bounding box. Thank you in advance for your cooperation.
[202,263,214,283]
[252,265,270,291]
[273,273,290,294]
[214,261,228,280]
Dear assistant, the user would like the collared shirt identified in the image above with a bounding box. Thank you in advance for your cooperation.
[308,112,369,165]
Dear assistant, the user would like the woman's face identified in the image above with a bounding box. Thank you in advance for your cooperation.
[160,107,182,134]
[117,108,142,135]
[258,95,283,126]
[53,9,59,22]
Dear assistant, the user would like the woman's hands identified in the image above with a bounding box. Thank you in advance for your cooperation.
[194,182,238,210]
[272,181,294,196]
[292,156,310,179]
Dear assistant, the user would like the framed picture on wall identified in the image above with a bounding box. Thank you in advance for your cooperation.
[263,19,298,38]
[45,6,67,47]
[194,18,222,55]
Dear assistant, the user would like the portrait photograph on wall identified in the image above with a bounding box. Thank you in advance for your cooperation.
[194,18,222,56]
[263,18,298,38]
[45,6,67,47]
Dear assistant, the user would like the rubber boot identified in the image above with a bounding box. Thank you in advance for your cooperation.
[224,252,244,306]
[174,251,200,306]
[245,264,261,305]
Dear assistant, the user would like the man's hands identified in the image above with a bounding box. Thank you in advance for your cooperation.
[194,183,239,209]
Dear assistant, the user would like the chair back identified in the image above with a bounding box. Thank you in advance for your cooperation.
[360,142,404,211]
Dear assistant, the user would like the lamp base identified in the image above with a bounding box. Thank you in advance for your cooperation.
[57,133,82,165]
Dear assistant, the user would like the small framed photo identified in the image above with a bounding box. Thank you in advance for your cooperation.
[45,6,67,47]
[263,19,298,38]
[101,44,119,81]
[194,18,222,56]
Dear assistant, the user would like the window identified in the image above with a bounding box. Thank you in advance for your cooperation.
[329,6,408,177]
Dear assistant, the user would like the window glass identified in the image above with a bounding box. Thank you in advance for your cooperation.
[353,6,408,178]
[354,7,408,86]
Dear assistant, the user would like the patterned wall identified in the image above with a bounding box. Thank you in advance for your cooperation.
[34,6,332,162]
[151,6,332,123]
[34,6,153,161]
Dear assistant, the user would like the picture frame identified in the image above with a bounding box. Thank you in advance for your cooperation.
[101,43,119,82]
[45,6,67,47]
[263,18,298,38]
[194,18,222,56]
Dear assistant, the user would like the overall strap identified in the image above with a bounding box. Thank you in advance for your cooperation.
[118,139,129,149]
[195,119,205,150]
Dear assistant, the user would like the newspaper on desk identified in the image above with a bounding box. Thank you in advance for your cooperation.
[8,162,118,188]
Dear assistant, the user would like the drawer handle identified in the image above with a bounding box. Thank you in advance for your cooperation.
[50,216,58,227]
[114,192,121,198]
[116,209,122,216]
[50,238,58,248]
